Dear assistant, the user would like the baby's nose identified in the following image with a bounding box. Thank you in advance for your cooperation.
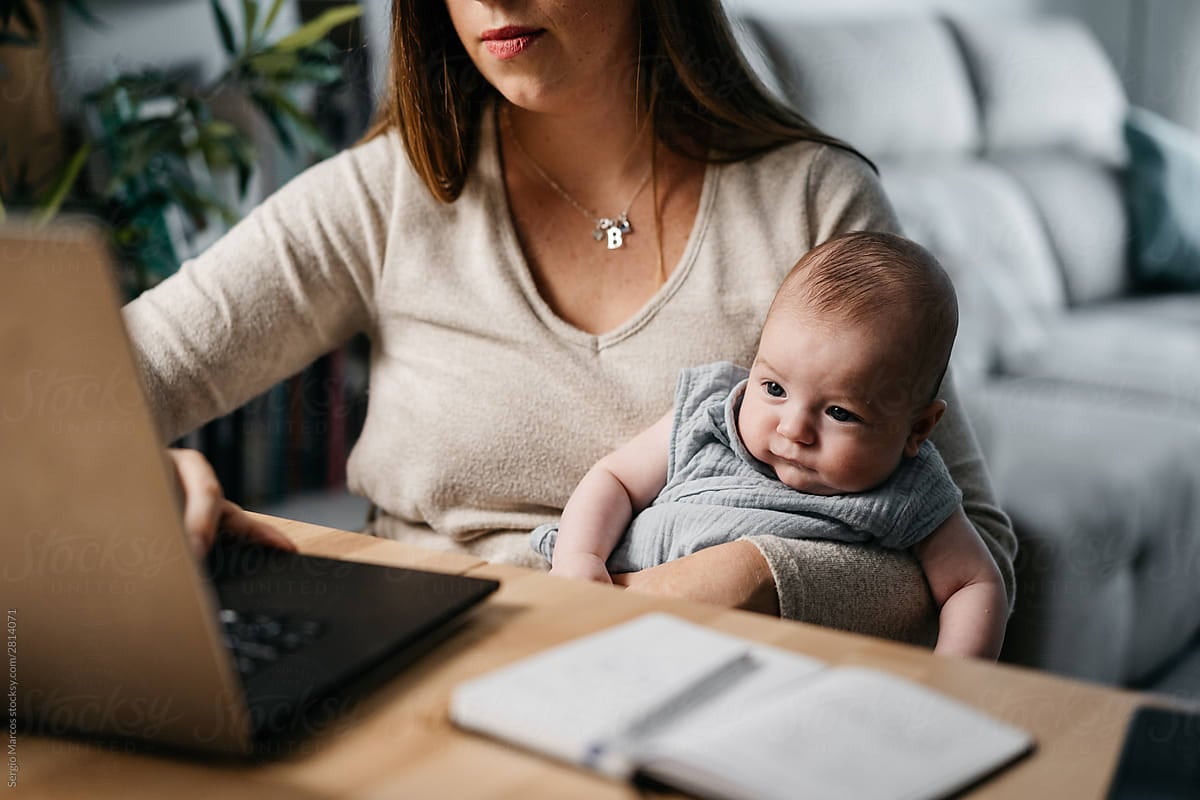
[778,414,815,445]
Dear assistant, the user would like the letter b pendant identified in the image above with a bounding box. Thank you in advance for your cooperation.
[595,214,632,250]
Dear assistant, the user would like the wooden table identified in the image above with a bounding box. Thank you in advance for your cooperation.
[20,515,1154,798]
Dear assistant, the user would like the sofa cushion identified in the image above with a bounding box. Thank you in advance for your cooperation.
[1125,107,1200,291]
[994,154,1130,305]
[879,159,1065,379]
[998,303,1200,413]
[750,17,979,161]
[952,16,1127,165]
[1091,293,1200,327]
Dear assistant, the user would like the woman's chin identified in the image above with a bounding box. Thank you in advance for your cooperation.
[486,73,572,114]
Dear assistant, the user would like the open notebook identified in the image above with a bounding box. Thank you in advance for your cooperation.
[450,614,1033,800]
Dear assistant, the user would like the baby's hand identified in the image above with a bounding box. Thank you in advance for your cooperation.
[549,552,613,584]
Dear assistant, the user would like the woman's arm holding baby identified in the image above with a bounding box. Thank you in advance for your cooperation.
[612,540,781,614]
[915,507,1008,660]
[551,412,674,583]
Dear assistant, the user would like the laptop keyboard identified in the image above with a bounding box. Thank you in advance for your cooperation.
[219,609,326,677]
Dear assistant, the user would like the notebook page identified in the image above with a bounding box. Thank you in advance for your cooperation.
[641,667,1034,800]
[450,614,811,775]
[631,640,828,746]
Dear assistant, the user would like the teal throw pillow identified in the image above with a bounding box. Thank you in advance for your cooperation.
[1125,108,1200,291]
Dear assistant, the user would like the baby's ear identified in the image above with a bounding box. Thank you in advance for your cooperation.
[904,399,947,457]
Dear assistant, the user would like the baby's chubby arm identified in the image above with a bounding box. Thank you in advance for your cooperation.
[914,507,1008,660]
[550,411,673,583]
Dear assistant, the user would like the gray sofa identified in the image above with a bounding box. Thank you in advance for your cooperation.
[737,12,1200,697]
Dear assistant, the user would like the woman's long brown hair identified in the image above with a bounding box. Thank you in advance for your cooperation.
[364,0,868,203]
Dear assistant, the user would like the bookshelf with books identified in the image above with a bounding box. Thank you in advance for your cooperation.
[185,333,369,510]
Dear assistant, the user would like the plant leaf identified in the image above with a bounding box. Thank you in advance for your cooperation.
[262,88,332,157]
[271,5,361,54]
[166,175,236,227]
[261,0,285,36]
[34,142,92,225]
[286,60,343,85]
[247,50,298,77]
[223,133,257,198]
[202,119,238,139]
[208,0,236,55]
[106,122,189,194]
[241,0,258,52]
[299,38,338,60]
[247,50,342,85]
[250,91,295,154]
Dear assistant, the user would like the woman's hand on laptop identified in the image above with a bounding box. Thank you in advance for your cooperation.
[168,448,298,557]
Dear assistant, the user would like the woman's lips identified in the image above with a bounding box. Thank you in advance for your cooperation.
[481,27,544,60]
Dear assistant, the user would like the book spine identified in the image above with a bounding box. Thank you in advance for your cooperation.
[303,355,328,491]
[327,347,347,488]
[268,380,288,503]
[287,372,305,494]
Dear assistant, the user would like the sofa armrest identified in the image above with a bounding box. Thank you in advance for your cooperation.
[965,379,1200,684]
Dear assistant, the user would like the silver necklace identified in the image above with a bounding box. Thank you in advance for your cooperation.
[503,107,653,250]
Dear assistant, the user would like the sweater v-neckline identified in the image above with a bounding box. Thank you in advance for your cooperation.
[485,103,719,352]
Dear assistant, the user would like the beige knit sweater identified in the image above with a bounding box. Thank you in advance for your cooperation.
[123,109,1016,644]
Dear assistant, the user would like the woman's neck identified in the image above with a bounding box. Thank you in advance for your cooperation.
[503,96,654,204]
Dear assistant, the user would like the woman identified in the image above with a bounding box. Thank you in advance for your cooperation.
[136,0,1016,643]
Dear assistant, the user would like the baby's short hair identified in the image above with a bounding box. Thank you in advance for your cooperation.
[770,231,958,405]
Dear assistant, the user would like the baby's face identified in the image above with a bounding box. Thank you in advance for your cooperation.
[737,310,932,495]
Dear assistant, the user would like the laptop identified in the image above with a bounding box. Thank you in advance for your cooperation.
[0,221,500,757]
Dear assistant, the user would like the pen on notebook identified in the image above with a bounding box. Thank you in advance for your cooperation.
[583,650,761,774]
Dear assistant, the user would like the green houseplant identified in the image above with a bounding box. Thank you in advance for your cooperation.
[0,0,362,292]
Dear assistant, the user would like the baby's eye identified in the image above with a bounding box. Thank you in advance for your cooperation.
[825,406,860,423]
[763,381,786,398]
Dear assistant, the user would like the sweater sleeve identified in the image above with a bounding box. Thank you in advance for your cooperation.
[740,145,1017,643]
[121,137,393,442]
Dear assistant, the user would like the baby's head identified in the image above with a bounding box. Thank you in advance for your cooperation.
[738,232,958,495]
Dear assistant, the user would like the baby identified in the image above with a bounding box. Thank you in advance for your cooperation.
[531,231,1006,659]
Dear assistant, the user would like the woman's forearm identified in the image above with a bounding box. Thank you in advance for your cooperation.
[612,536,936,644]
[613,540,780,615]
[744,535,938,645]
